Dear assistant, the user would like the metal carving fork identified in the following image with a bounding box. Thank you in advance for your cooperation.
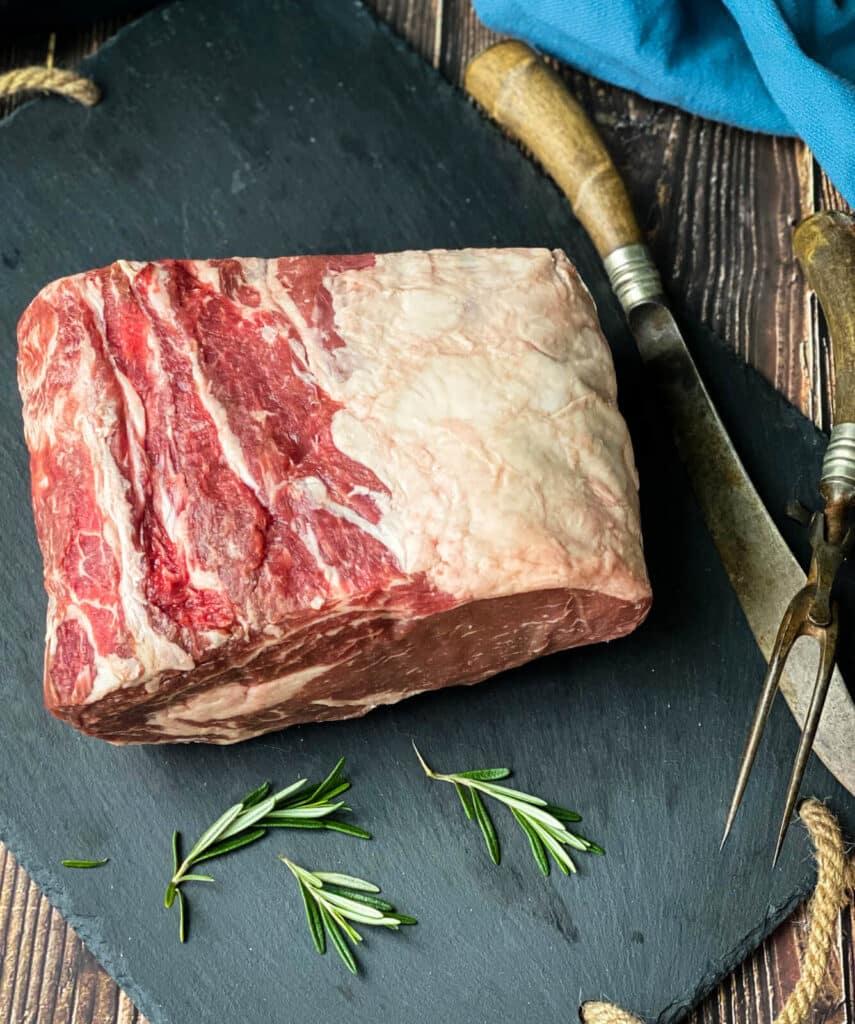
[722,211,855,864]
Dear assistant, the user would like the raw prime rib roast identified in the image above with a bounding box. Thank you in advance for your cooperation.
[17,248,651,744]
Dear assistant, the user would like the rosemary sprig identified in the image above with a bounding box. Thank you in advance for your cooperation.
[61,858,109,869]
[280,856,416,974]
[165,759,370,941]
[414,744,603,876]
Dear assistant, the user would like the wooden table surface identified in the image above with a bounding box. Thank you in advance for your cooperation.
[1,2,854,1021]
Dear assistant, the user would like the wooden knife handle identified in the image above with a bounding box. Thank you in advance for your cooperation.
[794,211,855,427]
[465,40,642,260]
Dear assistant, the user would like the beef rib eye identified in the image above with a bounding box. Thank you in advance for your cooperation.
[18,248,651,743]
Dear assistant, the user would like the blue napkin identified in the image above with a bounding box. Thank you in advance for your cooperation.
[472,0,855,207]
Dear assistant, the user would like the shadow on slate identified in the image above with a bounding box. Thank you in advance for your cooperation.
[0,1,852,1021]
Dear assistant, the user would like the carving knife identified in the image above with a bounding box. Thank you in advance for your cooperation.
[464,40,855,799]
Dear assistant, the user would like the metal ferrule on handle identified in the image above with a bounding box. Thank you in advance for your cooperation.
[603,244,664,315]
[821,423,855,490]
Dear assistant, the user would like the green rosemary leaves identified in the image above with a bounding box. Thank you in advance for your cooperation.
[280,857,416,974]
[164,759,369,941]
[414,744,604,876]
[159,745,599,971]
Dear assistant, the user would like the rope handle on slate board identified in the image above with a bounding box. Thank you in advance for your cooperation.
[0,33,99,108]
[580,801,855,1024]
[0,65,99,106]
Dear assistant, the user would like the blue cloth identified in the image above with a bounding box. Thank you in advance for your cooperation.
[472,0,855,207]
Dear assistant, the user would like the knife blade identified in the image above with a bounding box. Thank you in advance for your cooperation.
[465,40,855,797]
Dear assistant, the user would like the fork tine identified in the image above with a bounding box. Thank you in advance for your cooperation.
[721,601,801,850]
[772,618,838,866]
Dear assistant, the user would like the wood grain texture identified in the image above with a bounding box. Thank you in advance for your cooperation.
[0,846,144,1024]
[0,1,852,1021]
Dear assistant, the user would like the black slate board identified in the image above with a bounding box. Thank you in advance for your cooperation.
[1,2,853,1021]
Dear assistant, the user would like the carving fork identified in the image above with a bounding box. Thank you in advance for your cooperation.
[722,211,855,863]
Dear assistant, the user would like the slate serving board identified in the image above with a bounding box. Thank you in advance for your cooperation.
[1,2,853,1021]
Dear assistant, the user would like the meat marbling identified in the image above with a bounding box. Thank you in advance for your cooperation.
[17,248,651,744]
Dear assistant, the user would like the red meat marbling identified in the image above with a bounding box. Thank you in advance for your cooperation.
[17,248,651,743]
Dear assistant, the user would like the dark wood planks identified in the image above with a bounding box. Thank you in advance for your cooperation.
[0,1,853,1021]
[0,846,143,1024]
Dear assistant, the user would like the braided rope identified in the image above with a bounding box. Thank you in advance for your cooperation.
[773,801,854,1024]
[0,66,100,106]
[580,1002,644,1024]
[580,800,855,1024]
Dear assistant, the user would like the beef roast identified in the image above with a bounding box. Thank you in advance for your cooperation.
[17,248,651,744]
